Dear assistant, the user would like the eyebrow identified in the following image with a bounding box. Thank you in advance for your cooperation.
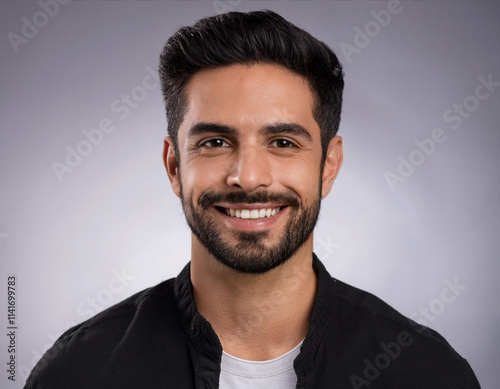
[187,122,235,137]
[187,122,313,142]
[261,123,312,142]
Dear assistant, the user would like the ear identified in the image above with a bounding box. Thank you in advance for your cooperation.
[163,136,181,198]
[321,135,343,198]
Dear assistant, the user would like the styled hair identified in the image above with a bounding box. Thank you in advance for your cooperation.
[159,10,344,161]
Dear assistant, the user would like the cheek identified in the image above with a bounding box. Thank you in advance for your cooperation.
[181,158,228,194]
[277,160,321,199]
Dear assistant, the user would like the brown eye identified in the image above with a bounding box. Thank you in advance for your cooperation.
[271,139,295,148]
[202,139,229,148]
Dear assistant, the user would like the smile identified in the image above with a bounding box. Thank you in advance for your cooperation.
[222,207,282,219]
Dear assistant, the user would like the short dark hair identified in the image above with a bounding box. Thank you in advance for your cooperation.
[159,10,344,162]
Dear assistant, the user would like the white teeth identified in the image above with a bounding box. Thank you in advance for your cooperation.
[224,207,281,219]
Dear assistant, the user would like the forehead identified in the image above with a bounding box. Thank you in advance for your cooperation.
[179,63,319,138]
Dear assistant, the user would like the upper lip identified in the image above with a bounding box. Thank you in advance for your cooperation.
[213,203,284,209]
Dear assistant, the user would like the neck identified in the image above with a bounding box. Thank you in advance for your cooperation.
[190,235,317,361]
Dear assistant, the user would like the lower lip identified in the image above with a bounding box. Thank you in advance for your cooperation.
[216,207,286,231]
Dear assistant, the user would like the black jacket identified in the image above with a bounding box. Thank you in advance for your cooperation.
[25,255,480,388]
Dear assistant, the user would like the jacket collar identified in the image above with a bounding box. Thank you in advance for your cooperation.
[294,254,336,383]
[173,253,336,381]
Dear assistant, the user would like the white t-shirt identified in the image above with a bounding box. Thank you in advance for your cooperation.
[219,340,303,388]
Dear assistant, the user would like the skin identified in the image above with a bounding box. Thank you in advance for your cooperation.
[163,63,343,360]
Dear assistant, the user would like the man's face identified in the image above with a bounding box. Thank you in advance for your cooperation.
[165,63,341,273]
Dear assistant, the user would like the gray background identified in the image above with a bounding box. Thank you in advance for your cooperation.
[1,0,499,387]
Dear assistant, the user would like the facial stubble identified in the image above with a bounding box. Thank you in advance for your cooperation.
[178,170,322,274]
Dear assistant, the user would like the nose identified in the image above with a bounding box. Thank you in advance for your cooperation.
[226,147,273,191]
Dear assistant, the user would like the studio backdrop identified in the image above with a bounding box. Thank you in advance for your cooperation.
[1,1,499,387]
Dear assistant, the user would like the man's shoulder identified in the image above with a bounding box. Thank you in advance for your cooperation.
[67,276,177,336]
[330,276,451,344]
[331,276,418,325]
[25,277,190,388]
[317,273,480,387]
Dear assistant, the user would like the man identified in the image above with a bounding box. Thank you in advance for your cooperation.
[26,10,480,388]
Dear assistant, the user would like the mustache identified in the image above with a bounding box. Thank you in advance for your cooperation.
[198,191,301,209]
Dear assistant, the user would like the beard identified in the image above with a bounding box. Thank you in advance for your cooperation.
[179,179,322,274]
